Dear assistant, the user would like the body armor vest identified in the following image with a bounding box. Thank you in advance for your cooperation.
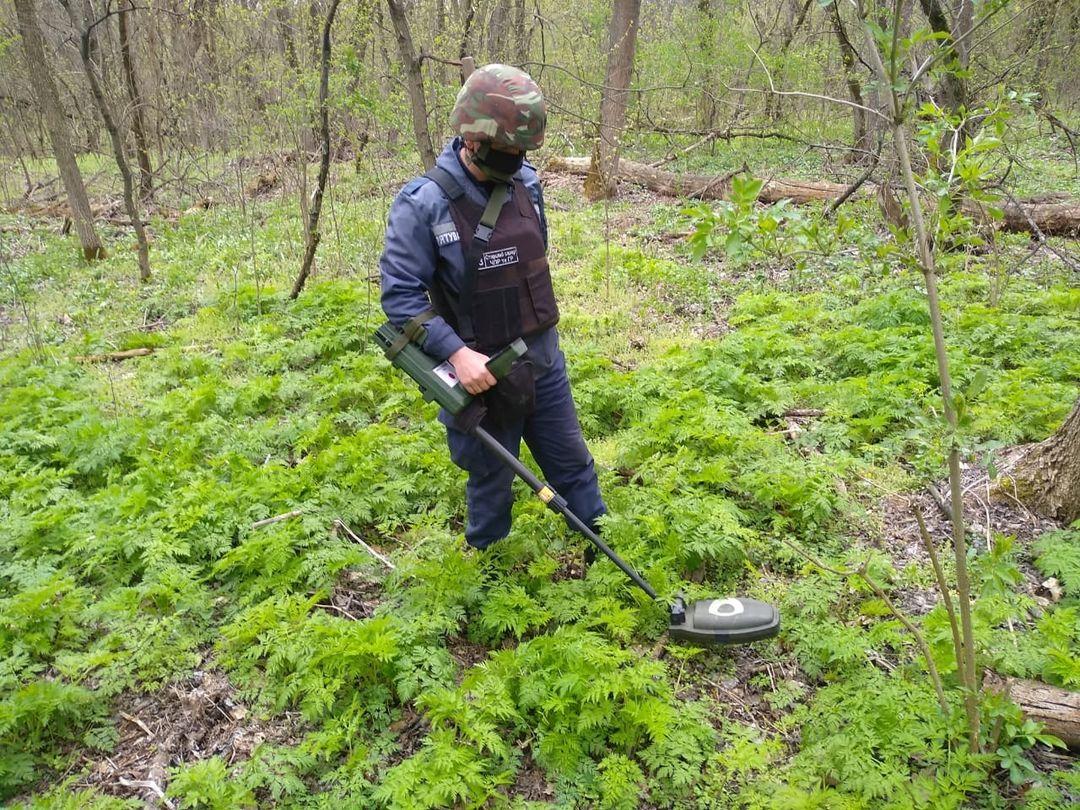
[425,167,559,354]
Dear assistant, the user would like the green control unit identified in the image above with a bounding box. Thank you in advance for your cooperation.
[373,322,526,414]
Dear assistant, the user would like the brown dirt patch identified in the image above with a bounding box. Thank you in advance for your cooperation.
[71,665,305,804]
[504,752,555,802]
[874,454,1063,615]
[447,634,490,679]
[676,643,810,742]
[383,705,430,769]
[315,568,384,622]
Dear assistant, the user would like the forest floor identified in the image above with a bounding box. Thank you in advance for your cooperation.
[1,138,1079,808]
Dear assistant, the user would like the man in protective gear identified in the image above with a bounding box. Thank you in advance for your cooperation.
[379,64,605,554]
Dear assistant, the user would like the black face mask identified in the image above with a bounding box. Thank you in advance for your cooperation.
[472,143,524,181]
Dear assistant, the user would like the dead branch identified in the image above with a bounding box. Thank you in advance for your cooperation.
[74,347,154,363]
[251,509,303,530]
[333,518,395,570]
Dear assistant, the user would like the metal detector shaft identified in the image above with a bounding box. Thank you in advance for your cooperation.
[471,425,659,600]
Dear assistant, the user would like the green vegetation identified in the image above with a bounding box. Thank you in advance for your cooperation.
[1,143,1078,806]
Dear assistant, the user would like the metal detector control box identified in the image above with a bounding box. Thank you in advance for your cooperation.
[373,322,526,415]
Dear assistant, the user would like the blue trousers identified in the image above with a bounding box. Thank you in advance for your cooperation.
[440,351,606,549]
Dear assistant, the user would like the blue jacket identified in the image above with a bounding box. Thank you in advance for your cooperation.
[379,138,559,372]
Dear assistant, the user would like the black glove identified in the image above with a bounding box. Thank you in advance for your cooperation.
[484,359,535,427]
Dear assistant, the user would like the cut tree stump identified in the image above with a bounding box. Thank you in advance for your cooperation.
[545,156,1080,236]
[987,673,1080,749]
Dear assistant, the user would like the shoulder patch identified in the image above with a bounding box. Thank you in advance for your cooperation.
[402,177,430,196]
[432,221,460,247]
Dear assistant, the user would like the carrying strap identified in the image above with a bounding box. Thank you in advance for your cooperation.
[424,167,509,344]
[424,166,465,201]
[384,309,437,360]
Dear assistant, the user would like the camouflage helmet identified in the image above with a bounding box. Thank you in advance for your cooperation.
[450,64,547,151]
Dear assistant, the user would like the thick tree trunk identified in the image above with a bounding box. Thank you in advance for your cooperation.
[1008,397,1080,524]
[512,0,532,64]
[63,0,151,281]
[920,0,972,115]
[832,1,870,159]
[386,0,436,169]
[119,1,153,201]
[486,0,510,63]
[291,0,341,300]
[585,0,641,201]
[13,0,105,260]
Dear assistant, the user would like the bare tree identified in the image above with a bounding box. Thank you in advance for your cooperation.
[386,0,436,168]
[12,0,105,260]
[512,0,532,65]
[118,0,152,201]
[832,0,872,158]
[584,0,641,201]
[487,0,510,63]
[291,0,342,299]
[62,0,151,280]
[697,0,720,131]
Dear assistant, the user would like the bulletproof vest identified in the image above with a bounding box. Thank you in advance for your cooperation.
[424,167,559,354]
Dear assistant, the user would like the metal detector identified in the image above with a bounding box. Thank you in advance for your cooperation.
[374,322,780,646]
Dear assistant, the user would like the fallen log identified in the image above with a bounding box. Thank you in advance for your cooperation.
[75,347,154,363]
[986,673,1080,749]
[545,156,1080,237]
[545,156,855,205]
[999,200,1080,238]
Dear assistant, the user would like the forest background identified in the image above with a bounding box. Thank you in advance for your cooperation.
[1,0,1080,807]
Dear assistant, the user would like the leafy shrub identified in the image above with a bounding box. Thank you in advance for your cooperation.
[167,757,255,809]
[217,594,399,721]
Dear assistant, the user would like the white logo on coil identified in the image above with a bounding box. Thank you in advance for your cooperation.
[707,599,744,618]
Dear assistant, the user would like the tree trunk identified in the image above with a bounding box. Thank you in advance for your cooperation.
[63,0,151,281]
[697,0,720,131]
[512,0,532,64]
[487,0,510,63]
[765,0,813,121]
[386,0,436,169]
[1008,397,1080,524]
[832,1,870,159]
[585,0,641,201]
[917,0,968,116]
[291,0,341,299]
[118,1,153,201]
[12,0,105,260]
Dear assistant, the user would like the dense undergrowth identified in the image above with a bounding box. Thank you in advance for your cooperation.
[1,156,1079,808]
